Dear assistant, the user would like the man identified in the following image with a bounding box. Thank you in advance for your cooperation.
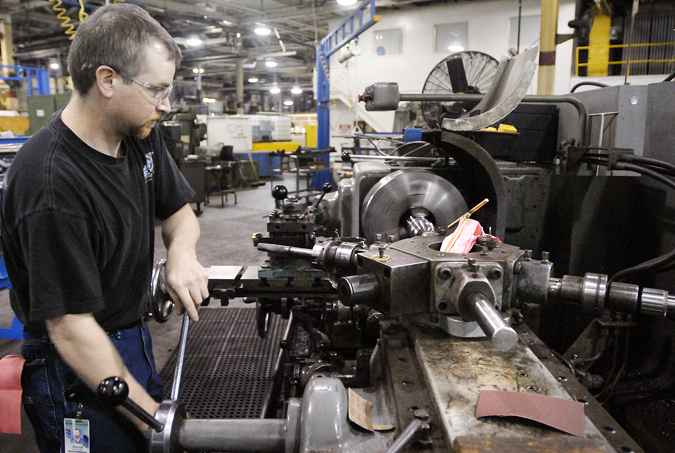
[1,4,209,452]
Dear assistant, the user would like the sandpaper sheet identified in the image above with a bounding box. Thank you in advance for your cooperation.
[348,389,394,432]
[476,390,585,437]
[0,355,25,434]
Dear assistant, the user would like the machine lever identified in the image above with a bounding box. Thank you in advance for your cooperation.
[171,313,191,401]
[466,292,518,352]
[97,376,165,432]
[312,182,333,208]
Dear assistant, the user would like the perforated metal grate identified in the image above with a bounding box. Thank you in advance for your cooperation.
[159,308,287,419]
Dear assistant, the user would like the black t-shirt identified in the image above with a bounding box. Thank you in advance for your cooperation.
[1,111,195,332]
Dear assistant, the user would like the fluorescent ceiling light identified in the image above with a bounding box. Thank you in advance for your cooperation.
[248,77,259,83]
[448,45,464,52]
[337,0,357,5]
[203,98,216,103]
[186,37,203,47]
[255,25,271,36]
[291,86,302,94]
[284,100,293,106]
[265,60,278,68]
[192,68,205,73]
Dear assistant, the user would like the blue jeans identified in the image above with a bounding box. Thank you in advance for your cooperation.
[21,323,164,453]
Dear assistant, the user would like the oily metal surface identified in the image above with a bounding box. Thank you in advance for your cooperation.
[411,324,617,452]
[361,169,468,244]
[160,307,287,419]
[518,322,645,453]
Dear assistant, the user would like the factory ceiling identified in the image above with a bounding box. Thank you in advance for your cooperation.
[0,0,465,95]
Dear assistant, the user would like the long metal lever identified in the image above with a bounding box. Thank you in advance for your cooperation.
[171,313,191,401]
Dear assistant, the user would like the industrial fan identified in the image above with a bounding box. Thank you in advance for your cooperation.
[421,51,499,127]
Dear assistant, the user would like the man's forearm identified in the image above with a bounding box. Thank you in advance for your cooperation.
[161,204,209,321]
[162,204,200,253]
[46,313,160,431]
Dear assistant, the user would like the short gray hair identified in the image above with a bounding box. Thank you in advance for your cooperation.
[68,3,182,95]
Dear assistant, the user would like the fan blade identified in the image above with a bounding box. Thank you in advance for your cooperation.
[446,58,469,93]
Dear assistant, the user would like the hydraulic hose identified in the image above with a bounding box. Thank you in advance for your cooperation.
[570,81,609,93]
[620,154,675,178]
[579,156,675,283]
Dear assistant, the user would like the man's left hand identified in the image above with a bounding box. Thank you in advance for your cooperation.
[161,204,209,322]
[164,247,208,321]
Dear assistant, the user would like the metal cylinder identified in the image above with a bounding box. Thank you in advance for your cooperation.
[556,275,583,302]
[466,292,518,352]
[384,419,423,453]
[581,273,607,315]
[257,243,316,259]
[641,287,668,317]
[177,419,287,452]
[338,274,379,306]
[668,295,675,319]
[554,273,607,315]
[332,242,360,271]
[606,282,640,315]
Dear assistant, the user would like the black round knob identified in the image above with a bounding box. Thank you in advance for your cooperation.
[272,185,288,200]
[97,376,129,407]
[322,182,333,193]
[341,152,352,162]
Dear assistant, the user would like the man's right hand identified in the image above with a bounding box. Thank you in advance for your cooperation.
[46,313,160,432]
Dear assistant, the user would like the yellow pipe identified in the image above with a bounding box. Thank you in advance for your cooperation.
[537,0,559,95]
[0,15,15,79]
[587,8,611,76]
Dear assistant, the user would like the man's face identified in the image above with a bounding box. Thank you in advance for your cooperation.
[117,40,175,140]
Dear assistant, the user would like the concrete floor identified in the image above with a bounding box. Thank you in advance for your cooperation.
[0,174,293,452]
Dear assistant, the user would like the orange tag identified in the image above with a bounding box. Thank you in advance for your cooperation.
[0,355,26,434]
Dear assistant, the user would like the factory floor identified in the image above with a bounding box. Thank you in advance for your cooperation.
[0,173,292,452]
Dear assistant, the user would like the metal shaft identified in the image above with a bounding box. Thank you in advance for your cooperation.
[177,419,287,452]
[466,292,518,352]
[122,398,164,432]
[384,419,423,453]
[257,243,316,258]
[171,314,191,401]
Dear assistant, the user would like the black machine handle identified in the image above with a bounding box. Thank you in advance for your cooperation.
[97,376,165,432]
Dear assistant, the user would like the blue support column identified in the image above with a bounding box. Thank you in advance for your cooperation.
[37,67,51,96]
[316,45,331,163]
[316,0,379,167]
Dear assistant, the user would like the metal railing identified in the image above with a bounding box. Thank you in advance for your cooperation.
[575,41,675,76]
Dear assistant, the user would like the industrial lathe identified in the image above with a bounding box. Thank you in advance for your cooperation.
[101,51,675,452]
[101,123,675,453]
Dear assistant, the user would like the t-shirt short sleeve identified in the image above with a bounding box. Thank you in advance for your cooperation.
[17,209,105,321]
[149,133,195,220]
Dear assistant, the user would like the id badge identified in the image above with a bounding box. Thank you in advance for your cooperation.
[64,418,90,452]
